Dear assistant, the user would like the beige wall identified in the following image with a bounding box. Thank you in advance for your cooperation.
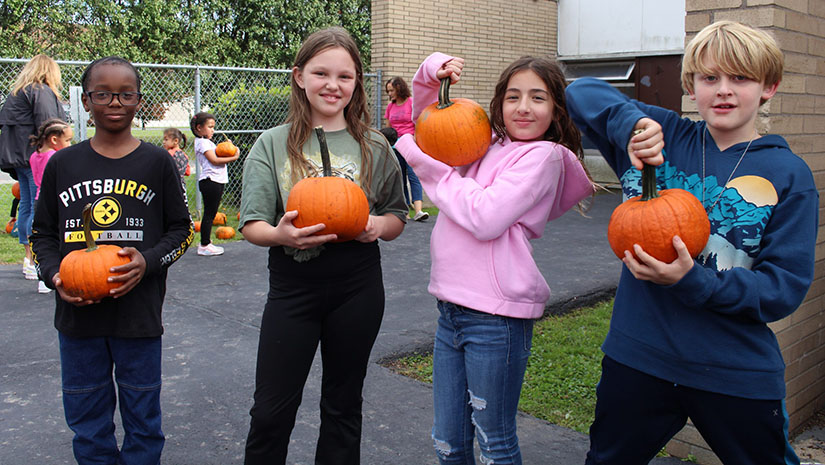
[667,1,825,463]
[371,0,558,126]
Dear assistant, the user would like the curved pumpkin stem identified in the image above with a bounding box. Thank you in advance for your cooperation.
[81,203,98,252]
[219,132,230,143]
[436,78,454,110]
[314,126,332,177]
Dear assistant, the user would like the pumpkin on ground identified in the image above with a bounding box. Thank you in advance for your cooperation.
[193,220,201,232]
[215,226,235,240]
[11,181,20,199]
[213,212,227,225]
[216,133,238,158]
[607,163,710,263]
[415,77,491,166]
[59,204,131,301]
[285,127,369,242]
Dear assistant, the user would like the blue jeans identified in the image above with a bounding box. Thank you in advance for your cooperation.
[14,167,36,245]
[432,301,533,465]
[59,333,164,465]
[407,165,423,203]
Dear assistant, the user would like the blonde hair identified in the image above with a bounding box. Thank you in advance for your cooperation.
[11,54,63,99]
[286,27,375,193]
[681,21,783,104]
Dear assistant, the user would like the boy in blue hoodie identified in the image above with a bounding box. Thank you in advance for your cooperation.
[565,21,818,465]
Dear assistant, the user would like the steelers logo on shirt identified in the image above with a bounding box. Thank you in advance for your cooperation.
[91,196,122,226]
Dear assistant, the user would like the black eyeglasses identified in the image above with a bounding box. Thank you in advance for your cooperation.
[85,91,142,106]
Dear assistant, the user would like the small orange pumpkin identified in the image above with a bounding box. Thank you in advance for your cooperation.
[215,226,235,239]
[607,163,710,263]
[5,217,15,234]
[12,181,20,199]
[285,127,369,242]
[415,78,491,166]
[215,133,238,157]
[213,212,227,225]
[59,204,131,301]
[193,220,201,232]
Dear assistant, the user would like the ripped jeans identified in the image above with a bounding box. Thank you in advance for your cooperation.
[431,300,533,465]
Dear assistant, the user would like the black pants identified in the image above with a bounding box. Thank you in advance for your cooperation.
[586,356,799,465]
[198,178,224,246]
[244,241,385,465]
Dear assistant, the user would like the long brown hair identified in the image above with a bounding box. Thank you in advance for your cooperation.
[385,76,411,102]
[286,27,376,192]
[490,56,583,159]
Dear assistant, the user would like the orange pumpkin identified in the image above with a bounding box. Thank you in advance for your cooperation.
[215,226,235,239]
[607,164,710,263]
[415,78,491,166]
[5,217,15,234]
[216,133,238,157]
[12,181,20,199]
[285,127,369,242]
[213,212,227,225]
[193,220,201,232]
[59,204,131,301]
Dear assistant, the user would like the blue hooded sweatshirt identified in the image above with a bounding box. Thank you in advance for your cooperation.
[565,77,818,400]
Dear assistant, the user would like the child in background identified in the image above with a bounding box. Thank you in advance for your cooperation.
[28,117,73,293]
[395,53,593,464]
[379,126,410,203]
[30,56,193,464]
[386,76,428,221]
[565,21,817,465]
[162,127,190,199]
[238,26,407,465]
[191,111,238,256]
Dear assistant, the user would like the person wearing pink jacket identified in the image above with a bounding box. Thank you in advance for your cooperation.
[395,52,594,464]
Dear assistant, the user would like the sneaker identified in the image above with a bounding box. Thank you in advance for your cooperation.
[413,211,430,222]
[38,280,51,294]
[23,257,37,280]
[197,243,224,256]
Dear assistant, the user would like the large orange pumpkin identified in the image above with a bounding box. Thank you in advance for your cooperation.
[215,226,235,239]
[11,181,20,199]
[285,127,369,242]
[216,133,238,158]
[59,204,131,301]
[607,163,710,263]
[415,78,491,166]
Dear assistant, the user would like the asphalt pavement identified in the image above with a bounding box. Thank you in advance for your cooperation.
[0,190,689,464]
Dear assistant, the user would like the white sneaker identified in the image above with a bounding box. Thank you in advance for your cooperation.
[413,211,429,222]
[197,243,224,256]
[23,257,37,280]
[38,280,51,294]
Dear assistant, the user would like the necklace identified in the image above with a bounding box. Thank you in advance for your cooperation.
[701,127,754,213]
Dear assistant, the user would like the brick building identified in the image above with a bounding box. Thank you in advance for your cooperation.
[371,1,825,463]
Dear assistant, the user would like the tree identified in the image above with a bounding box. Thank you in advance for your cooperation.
[0,0,371,68]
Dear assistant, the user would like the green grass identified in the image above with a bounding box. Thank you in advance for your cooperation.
[385,299,613,434]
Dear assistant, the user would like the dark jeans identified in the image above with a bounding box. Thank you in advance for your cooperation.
[586,356,800,465]
[58,333,164,465]
[244,241,385,465]
[198,178,224,246]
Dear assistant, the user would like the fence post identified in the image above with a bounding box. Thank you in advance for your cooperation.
[69,86,88,141]
[193,66,202,216]
[374,69,382,128]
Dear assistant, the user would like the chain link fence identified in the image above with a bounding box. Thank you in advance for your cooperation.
[0,58,383,229]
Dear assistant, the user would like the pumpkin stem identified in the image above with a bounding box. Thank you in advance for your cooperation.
[314,126,332,177]
[640,164,660,201]
[436,78,454,110]
[220,132,230,143]
[81,203,98,251]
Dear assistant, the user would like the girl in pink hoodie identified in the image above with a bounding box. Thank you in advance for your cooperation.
[396,53,594,464]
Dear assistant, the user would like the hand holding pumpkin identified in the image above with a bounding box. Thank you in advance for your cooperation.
[627,119,665,170]
[275,210,338,249]
[621,235,695,285]
[105,247,146,299]
[435,57,464,83]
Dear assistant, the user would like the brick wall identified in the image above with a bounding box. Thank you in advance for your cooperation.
[668,1,825,463]
[371,0,558,125]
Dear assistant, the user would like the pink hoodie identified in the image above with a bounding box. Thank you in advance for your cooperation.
[395,53,594,319]
[30,148,57,199]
